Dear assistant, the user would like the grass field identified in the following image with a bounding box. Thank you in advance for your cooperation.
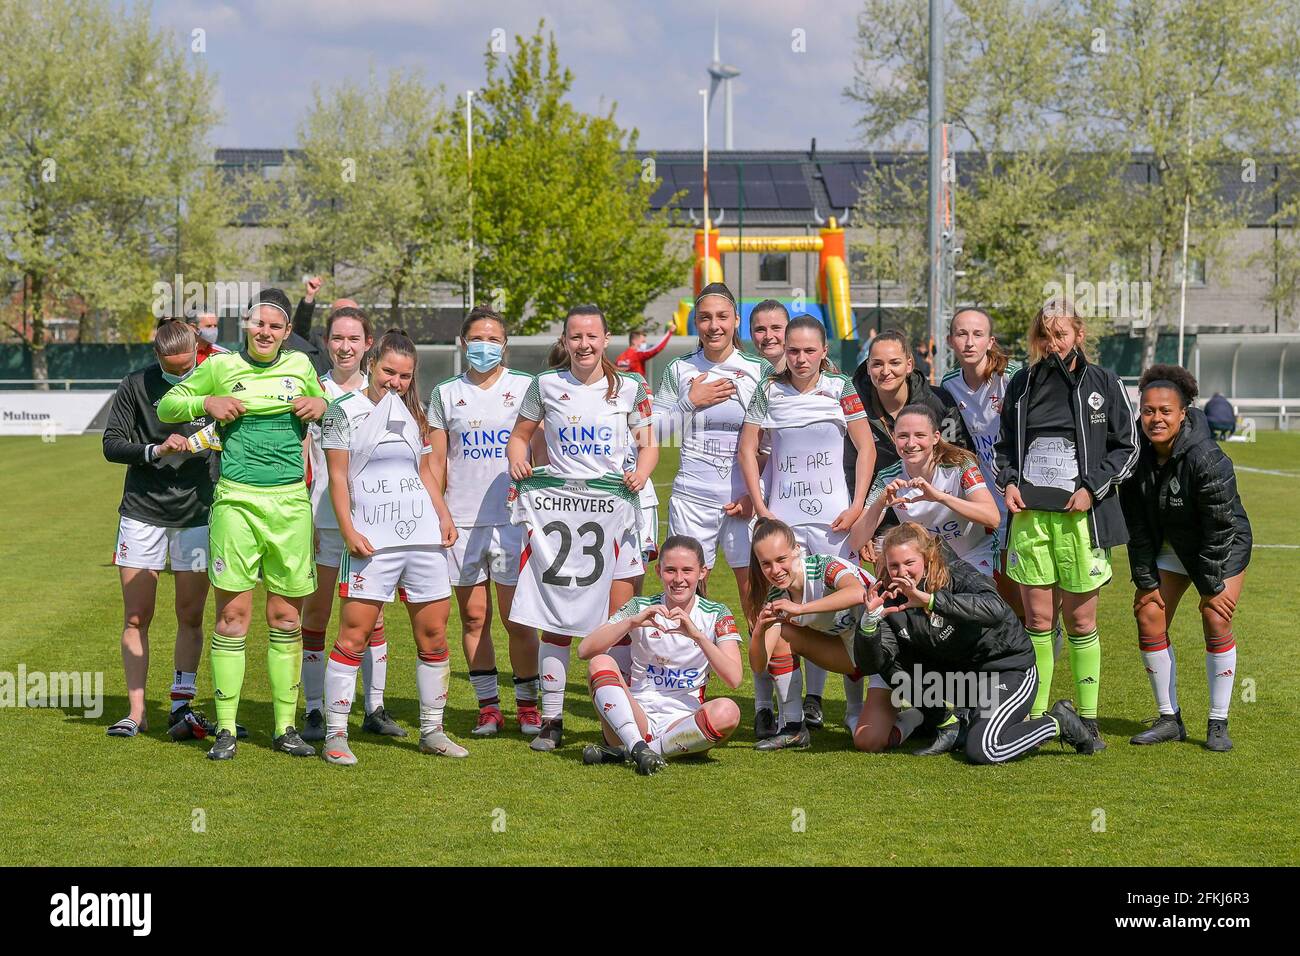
[2,432,1298,866]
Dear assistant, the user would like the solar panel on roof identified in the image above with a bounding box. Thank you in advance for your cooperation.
[739,181,780,208]
[820,164,862,207]
[775,181,812,207]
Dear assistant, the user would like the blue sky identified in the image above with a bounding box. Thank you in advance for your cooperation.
[148,0,867,151]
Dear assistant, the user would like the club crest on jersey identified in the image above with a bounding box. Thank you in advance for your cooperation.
[212,557,226,575]
[1088,391,1104,410]
[281,377,296,392]
[502,391,516,406]
[1169,476,1181,495]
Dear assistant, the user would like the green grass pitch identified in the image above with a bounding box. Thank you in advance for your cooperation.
[2,433,1298,865]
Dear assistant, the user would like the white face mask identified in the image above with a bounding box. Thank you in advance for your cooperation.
[160,351,198,385]
[197,326,219,344]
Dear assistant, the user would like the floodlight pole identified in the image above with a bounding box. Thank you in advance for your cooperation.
[927,0,946,383]
[467,90,475,309]
[701,89,711,270]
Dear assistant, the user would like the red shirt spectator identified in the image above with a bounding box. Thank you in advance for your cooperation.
[615,327,673,387]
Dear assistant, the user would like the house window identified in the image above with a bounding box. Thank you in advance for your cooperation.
[1174,254,1207,287]
[759,253,789,283]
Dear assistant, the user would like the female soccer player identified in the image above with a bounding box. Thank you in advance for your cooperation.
[577,536,742,775]
[737,315,875,735]
[852,522,1097,762]
[655,283,771,603]
[994,299,1136,749]
[744,518,875,751]
[319,329,463,765]
[103,320,220,739]
[157,289,329,760]
[852,404,1000,577]
[745,298,788,736]
[427,306,541,737]
[1120,365,1250,751]
[300,307,402,742]
[938,309,1022,603]
[506,304,658,752]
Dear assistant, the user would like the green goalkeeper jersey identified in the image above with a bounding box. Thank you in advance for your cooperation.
[158,348,325,487]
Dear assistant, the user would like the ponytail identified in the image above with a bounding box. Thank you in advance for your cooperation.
[563,304,619,401]
[745,518,799,621]
[881,521,950,592]
[372,328,428,441]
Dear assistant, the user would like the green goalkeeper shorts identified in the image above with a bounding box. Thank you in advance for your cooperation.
[208,478,316,597]
[1005,509,1111,594]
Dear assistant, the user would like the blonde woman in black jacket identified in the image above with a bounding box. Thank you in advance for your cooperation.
[1120,365,1250,752]
[852,522,1097,762]
[994,299,1137,748]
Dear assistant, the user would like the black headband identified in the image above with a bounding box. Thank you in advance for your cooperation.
[695,283,736,309]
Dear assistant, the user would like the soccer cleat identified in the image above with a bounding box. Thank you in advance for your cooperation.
[322,734,357,766]
[206,729,237,760]
[802,695,824,730]
[630,741,666,776]
[754,708,778,741]
[1129,711,1186,745]
[582,743,628,765]
[167,704,216,741]
[912,719,962,756]
[1047,700,1096,754]
[754,722,812,752]
[361,706,407,737]
[301,709,326,742]
[472,705,504,737]
[273,726,316,757]
[1084,718,1107,753]
[418,729,469,758]
[1205,718,1233,752]
[516,704,543,736]
[529,718,563,752]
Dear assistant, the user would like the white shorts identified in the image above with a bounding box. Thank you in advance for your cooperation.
[955,540,997,578]
[634,689,700,739]
[792,524,852,560]
[1156,539,1189,576]
[640,506,660,563]
[666,495,752,569]
[614,527,645,580]
[449,523,523,587]
[339,547,451,604]
[114,517,208,572]
[314,526,345,569]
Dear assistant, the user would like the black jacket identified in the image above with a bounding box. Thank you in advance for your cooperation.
[844,367,974,491]
[102,364,219,528]
[853,553,1035,678]
[1119,406,1251,596]
[291,298,332,376]
[994,353,1137,549]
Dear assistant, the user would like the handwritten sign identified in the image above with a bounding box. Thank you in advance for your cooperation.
[1024,436,1079,492]
[768,422,850,526]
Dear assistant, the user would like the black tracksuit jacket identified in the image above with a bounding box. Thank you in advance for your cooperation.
[102,365,219,528]
[852,554,1035,679]
[994,352,1137,549]
[1119,406,1252,596]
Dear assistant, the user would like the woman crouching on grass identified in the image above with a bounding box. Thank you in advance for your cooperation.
[745,518,878,752]
[576,536,742,776]
[852,522,1095,763]
[1120,365,1250,752]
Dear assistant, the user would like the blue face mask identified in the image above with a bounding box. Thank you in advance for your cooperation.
[465,341,504,373]
[160,353,197,385]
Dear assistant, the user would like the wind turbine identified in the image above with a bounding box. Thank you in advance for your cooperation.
[706,11,740,150]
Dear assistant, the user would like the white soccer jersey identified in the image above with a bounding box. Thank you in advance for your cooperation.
[309,371,367,529]
[320,389,439,551]
[427,368,533,527]
[866,457,997,574]
[519,369,652,480]
[621,372,658,507]
[764,553,873,636]
[744,372,866,527]
[940,363,1020,520]
[655,347,773,506]
[507,467,642,635]
[607,593,741,705]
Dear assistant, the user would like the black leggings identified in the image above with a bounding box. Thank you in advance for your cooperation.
[964,666,1058,765]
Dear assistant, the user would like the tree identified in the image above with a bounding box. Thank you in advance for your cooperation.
[262,71,470,326]
[1075,0,1300,366]
[459,22,690,334]
[0,0,227,381]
